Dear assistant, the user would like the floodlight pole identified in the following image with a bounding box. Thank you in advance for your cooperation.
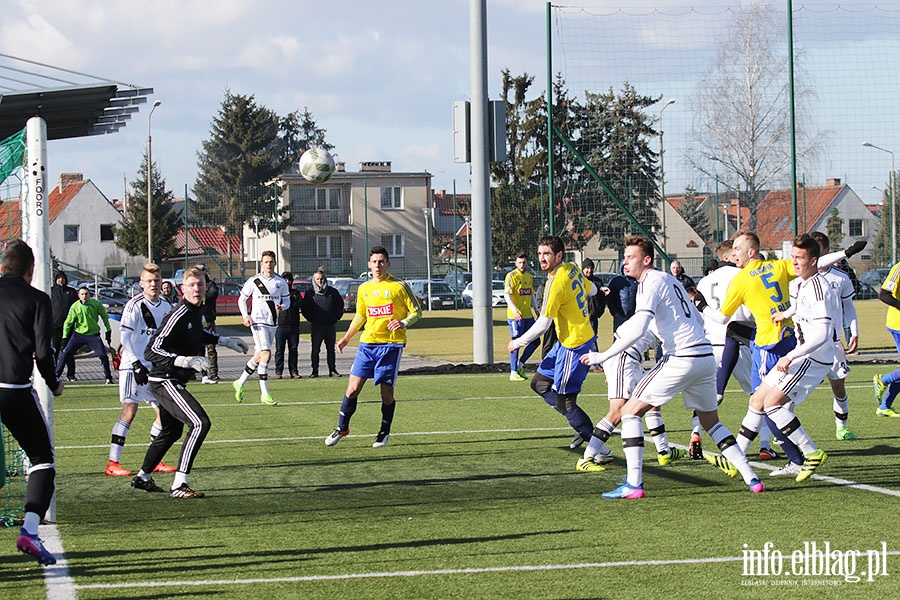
[658,99,675,255]
[147,100,161,262]
[863,142,896,264]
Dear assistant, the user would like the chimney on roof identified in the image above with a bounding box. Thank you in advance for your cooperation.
[335,161,345,172]
[359,161,392,173]
[59,173,83,191]
[826,177,841,186]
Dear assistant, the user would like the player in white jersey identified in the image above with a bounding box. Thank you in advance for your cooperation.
[809,231,859,441]
[105,264,176,477]
[691,242,776,460]
[233,250,291,406]
[734,234,836,482]
[578,329,685,472]
[582,236,764,498]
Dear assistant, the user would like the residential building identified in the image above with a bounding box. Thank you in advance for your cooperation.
[264,162,432,278]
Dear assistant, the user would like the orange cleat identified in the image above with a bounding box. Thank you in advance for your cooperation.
[105,460,133,477]
[153,460,178,473]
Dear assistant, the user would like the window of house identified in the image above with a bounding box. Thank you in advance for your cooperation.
[380,186,402,210]
[100,224,115,242]
[381,234,404,257]
[315,235,343,258]
[848,219,864,237]
[64,224,79,243]
[291,187,341,211]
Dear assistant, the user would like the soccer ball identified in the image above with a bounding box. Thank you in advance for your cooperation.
[298,147,336,183]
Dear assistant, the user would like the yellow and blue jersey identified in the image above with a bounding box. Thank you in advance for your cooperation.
[541,262,595,349]
[882,262,900,331]
[505,269,535,319]
[354,275,421,345]
[721,258,795,347]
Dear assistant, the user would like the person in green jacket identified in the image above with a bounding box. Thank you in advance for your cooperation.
[55,286,115,383]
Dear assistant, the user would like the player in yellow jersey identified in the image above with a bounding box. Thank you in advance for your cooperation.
[874,260,900,416]
[509,236,599,456]
[505,252,539,381]
[324,247,422,448]
[699,230,865,475]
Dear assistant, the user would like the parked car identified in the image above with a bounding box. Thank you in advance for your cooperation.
[333,278,364,312]
[443,271,473,293]
[292,279,313,299]
[860,268,891,287]
[214,281,244,316]
[461,280,506,308]
[95,287,130,315]
[407,279,459,310]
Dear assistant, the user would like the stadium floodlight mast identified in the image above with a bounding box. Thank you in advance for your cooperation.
[658,98,675,254]
[147,99,161,262]
[862,141,897,264]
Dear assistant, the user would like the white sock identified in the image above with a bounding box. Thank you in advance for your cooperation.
[110,419,130,462]
[584,436,610,460]
[172,471,188,489]
[621,415,644,487]
[766,405,817,455]
[23,512,40,536]
[737,408,764,454]
[644,410,669,454]
[258,363,270,395]
[833,396,849,428]
[708,422,758,485]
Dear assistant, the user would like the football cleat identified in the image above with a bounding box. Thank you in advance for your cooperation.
[758,447,780,461]
[131,475,165,493]
[601,478,645,499]
[748,478,766,494]
[688,433,703,460]
[874,374,888,403]
[201,376,218,385]
[769,461,802,477]
[153,460,178,473]
[569,433,585,450]
[835,427,858,441]
[104,460,132,477]
[657,448,686,466]
[516,366,528,380]
[796,449,827,483]
[876,407,900,418]
[575,457,606,473]
[260,393,277,406]
[705,453,738,477]
[372,432,390,448]
[169,483,205,499]
[325,428,348,447]
[16,529,57,566]
[232,381,244,404]
[509,371,526,382]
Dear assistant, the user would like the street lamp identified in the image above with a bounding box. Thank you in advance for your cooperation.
[710,155,742,234]
[863,142,896,264]
[147,100,161,262]
[658,99,675,253]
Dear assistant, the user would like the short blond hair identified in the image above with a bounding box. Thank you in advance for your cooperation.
[182,267,203,283]
[142,263,160,275]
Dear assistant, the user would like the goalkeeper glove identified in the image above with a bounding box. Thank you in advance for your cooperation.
[219,336,249,354]
[844,240,866,258]
[692,289,709,313]
[132,361,150,385]
[105,330,112,345]
[174,355,210,372]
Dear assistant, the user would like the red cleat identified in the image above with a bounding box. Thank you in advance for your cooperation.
[153,460,178,473]
[105,460,133,477]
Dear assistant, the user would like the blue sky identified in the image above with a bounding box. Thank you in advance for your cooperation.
[2,0,896,206]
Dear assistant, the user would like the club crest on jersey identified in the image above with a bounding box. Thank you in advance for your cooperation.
[519,289,532,295]
[368,304,394,318]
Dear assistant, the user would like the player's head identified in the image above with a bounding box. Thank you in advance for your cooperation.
[281,271,294,284]
[715,240,734,262]
[368,246,390,280]
[1,239,35,281]
[623,236,654,280]
[581,258,594,277]
[515,252,528,272]
[181,267,207,306]
[809,231,830,253]
[537,236,564,273]
[732,230,760,268]
[260,251,276,276]
[705,259,719,275]
[77,286,90,302]
[791,233,821,278]
[140,263,161,301]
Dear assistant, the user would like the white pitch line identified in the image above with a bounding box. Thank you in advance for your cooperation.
[38,524,77,600]
[69,550,900,591]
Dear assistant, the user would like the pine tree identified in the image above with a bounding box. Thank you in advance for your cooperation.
[280,107,333,167]
[677,185,712,246]
[114,152,181,261]
[825,207,844,248]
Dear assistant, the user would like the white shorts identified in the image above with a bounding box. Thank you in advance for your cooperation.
[712,343,753,395]
[119,369,158,405]
[251,324,277,352]
[602,349,644,401]
[632,354,718,412]
[761,357,830,406]
[827,341,850,381]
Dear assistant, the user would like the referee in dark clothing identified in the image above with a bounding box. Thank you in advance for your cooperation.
[130,266,247,498]
[0,239,63,566]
